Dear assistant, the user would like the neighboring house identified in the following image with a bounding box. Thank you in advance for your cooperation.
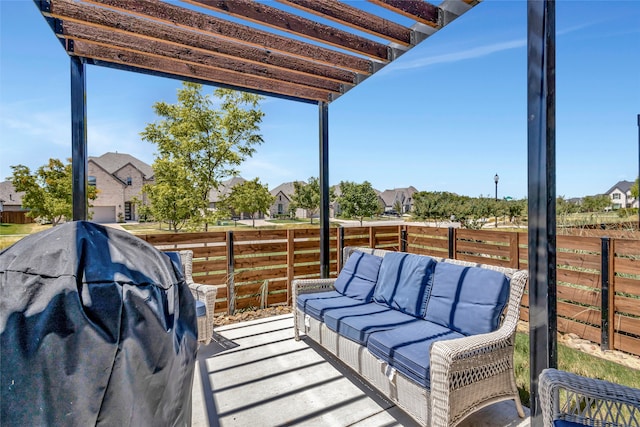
[208,176,264,219]
[269,181,306,219]
[88,152,154,223]
[0,181,32,223]
[379,186,418,214]
[605,180,638,210]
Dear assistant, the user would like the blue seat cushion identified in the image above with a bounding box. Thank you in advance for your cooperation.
[367,321,464,388]
[424,262,510,336]
[553,421,584,427]
[297,291,367,321]
[373,252,437,317]
[323,302,420,345]
[334,251,383,301]
[195,300,207,317]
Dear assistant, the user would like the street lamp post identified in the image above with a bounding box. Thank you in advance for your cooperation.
[494,174,499,228]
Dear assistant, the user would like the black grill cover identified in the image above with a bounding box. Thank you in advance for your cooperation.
[0,221,197,426]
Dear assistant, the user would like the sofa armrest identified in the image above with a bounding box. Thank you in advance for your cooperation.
[292,278,335,341]
[189,282,217,330]
[429,326,522,426]
[539,368,640,427]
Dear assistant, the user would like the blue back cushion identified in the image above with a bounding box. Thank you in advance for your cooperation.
[373,252,437,317]
[334,251,383,301]
[424,262,510,336]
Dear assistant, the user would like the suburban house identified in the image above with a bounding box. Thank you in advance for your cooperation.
[269,181,307,219]
[88,152,154,223]
[208,176,264,220]
[605,180,639,210]
[0,181,31,224]
[379,186,418,214]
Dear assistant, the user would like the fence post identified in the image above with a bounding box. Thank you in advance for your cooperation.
[227,230,235,315]
[287,229,295,305]
[600,236,610,350]
[369,226,375,249]
[400,226,407,253]
[338,226,345,271]
[448,227,455,259]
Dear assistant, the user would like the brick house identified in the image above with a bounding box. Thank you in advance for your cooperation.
[0,181,32,224]
[379,186,418,214]
[88,152,154,223]
[605,180,639,210]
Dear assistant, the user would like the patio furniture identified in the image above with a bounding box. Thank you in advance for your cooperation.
[293,246,528,427]
[178,250,217,344]
[539,368,640,427]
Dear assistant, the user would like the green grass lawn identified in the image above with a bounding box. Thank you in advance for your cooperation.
[0,223,52,250]
[514,332,640,407]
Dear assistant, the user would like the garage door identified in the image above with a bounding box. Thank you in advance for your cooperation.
[91,206,116,223]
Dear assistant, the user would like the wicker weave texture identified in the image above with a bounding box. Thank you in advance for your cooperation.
[179,250,217,344]
[539,368,640,427]
[293,246,529,427]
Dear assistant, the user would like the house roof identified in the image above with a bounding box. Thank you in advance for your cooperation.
[208,176,246,201]
[36,0,481,104]
[89,152,154,179]
[379,186,418,206]
[605,180,634,195]
[270,181,300,199]
[0,181,25,206]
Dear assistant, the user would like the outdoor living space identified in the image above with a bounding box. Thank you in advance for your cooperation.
[191,313,530,427]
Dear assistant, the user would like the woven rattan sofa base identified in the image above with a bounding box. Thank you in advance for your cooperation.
[293,247,527,427]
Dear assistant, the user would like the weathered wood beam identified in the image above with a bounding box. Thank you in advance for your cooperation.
[61,21,347,93]
[78,0,373,73]
[368,0,441,28]
[276,0,412,47]
[183,0,390,61]
[69,41,333,102]
[46,0,357,85]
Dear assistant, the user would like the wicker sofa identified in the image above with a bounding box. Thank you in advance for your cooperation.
[177,250,217,344]
[539,368,640,427]
[293,246,528,427]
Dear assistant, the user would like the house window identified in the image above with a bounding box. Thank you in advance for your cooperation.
[126,177,132,186]
[612,193,620,200]
[88,176,96,187]
[278,203,283,214]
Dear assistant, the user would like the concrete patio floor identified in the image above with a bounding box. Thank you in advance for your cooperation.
[191,314,530,427]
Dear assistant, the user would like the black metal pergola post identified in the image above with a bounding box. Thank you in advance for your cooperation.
[71,55,88,221]
[527,0,557,424]
[319,101,330,278]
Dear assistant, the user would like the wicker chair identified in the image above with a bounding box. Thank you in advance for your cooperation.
[178,250,217,344]
[539,368,640,427]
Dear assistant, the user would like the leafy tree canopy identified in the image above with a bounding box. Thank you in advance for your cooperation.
[10,158,97,226]
[581,194,610,213]
[291,177,335,224]
[141,82,264,229]
[337,181,380,226]
[222,178,274,227]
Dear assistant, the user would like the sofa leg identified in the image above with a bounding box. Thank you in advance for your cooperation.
[514,394,525,418]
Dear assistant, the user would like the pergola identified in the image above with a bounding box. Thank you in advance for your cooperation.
[34,0,557,424]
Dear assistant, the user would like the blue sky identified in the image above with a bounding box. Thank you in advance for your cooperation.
[1,0,638,200]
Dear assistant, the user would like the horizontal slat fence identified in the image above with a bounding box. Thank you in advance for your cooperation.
[142,225,640,356]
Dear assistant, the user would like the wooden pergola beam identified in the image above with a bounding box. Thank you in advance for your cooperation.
[80,0,373,73]
[369,0,441,28]
[183,0,391,61]
[70,41,334,102]
[46,0,358,85]
[61,22,348,93]
[276,0,412,47]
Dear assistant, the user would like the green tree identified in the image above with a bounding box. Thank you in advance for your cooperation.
[631,177,639,200]
[141,82,264,230]
[290,177,335,224]
[142,158,198,232]
[222,178,274,227]
[337,181,380,226]
[10,158,97,225]
[581,194,610,212]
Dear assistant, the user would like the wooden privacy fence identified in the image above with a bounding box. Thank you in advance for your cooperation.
[141,225,640,356]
